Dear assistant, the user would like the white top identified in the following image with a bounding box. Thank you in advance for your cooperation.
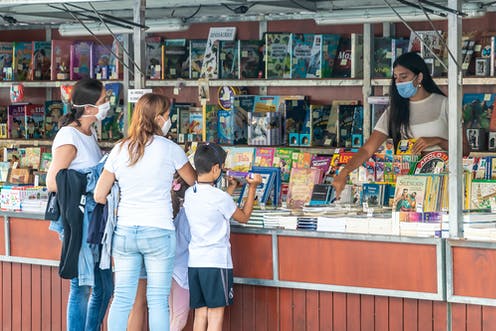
[105,135,188,230]
[184,183,237,268]
[374,93,449,152]
[172,208,190,289]
[52,126,102,170]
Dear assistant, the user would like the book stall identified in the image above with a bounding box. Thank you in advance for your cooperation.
[2,0,496,329]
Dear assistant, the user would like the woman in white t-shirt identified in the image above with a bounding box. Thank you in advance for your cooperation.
[94,93,196,331]
[332,51,449,198]
[46,78,112,331]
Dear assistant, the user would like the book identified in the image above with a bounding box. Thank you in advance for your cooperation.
[462,93,495,130]
[205,104,219,143]
[393,175,428,212]
[232,95,255,145]
[8,104,26,139]
[90,43,112,80]
[145,36,163,80]
[320,34,341,78]
[254,147,275,167]
[30,41,51,80]
[285,98,311,144]
[332,36,351,78]
[306,34,323,78]
[70,41,92,80]
[21,147,41,169]
[101,83,123,140]
[327,99,359,146]
[218,110,233,144]
[189,40,207,79]
[396,139,417,155]
[25,104,45,139]
[109,35,124,80]
[163,39,189,79]
[286,167,322,209]
[225,147,254,172]
[0,162,9,182]
[338,104,363,148]
[44,100,64,139]
[308,184,335,206]
[219,40,239,79]
[291,33,314,79]
[362,183,383,207]
[310,155,332,182]
[39,152,52,172]
[247,111,282,146]
[0,42,13,81]
[273,147,299,182]
[0,105,7,138]
[310,105,332,146]
[238,166,278,208]
[13,42,32,81]
[265,32,292,79]
[239,40,263,79]
[368,96,389,133]
[201,37,220,80]
[292,151,312,169]
[373,37,392,78]
[351,33,363,78]
[414,151,449,174]
[50,40,72,80]
[3,147,19,164]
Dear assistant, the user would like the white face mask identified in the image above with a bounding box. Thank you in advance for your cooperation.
[161,117,172,136]
[76,101,111,121]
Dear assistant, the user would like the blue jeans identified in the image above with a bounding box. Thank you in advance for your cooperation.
[67,264,114,331]
[107,225,176,331]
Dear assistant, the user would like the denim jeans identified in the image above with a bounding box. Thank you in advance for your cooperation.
[108,225,176,331]
[67,264,114,331]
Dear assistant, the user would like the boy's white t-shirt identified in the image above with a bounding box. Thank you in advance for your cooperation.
[374,93,449,152]
[184,183,237,269]
[52,126,102,170]
[105,135,188,230]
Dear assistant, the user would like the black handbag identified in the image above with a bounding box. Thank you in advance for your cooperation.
[44,191,60,221]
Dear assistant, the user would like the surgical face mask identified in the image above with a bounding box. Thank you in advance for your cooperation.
[396,78,418,99]
[161,117,172,136]
[77,101,110,121]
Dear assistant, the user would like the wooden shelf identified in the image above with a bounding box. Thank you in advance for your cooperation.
[146,79,364,88]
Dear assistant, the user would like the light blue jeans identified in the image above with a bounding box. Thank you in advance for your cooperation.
[107,225,176,331]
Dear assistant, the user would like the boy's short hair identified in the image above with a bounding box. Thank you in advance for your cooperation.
[194,143,227,175]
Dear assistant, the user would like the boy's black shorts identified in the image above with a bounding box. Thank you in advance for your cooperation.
[188,267,233,309]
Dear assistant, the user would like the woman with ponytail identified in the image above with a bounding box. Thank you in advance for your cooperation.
[332,51,449,198]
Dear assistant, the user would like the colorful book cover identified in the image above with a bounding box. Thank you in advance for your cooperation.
[171,102,193,139]
[8,104,26,139]
[225,147,255,172]
[393,175,428,212]
[188,107,203,136]
[70,41,92,80]
[205,104,219,143]
[247,111,282,146]
[362,183,383,207]
[101,83,123,140]
[145,36,163,80]
[253,95,281,113]
[189,40,207,79]
[39,152,52,172]
[292,151,312,169]
[470,180,496,209]
[0,42,13,81]
[3,147,19,164]
[163,39,189,79]
[286,167,322,209]
[291,33,314,79]
[310,155,332,182]
[0,105,8,138]
[21,147,41,169]
[332,36,351,78]
[13,42,32,81]
[239,40,263,79]
[273,147,299,182]
[310,105,331,146]
[109,35,124,80]
[396,139,418,155]
[30,41,51,80]
[265,32,292,79]
[321,34,341,78]
[219,40,239,79]
[25,104,45,139]
[218,110,233,144]
[232,95,254,145]
[90,43,112,80]
[178,106,191,135]
[44,100,64,139]
[462,93,495,130]
[50,40,72,80]
[238,166,277,208]
[373,37,392,78]
[254,147,275,167]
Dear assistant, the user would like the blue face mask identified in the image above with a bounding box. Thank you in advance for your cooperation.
[396,78,418,99]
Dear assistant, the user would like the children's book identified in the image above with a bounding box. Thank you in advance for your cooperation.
[310,155,332,182]
[189,40,207,79]
[273,147,299,182]
[205,104,219,143]
[13,42,32,81]
[232,95,255,145]
[362,183,383,207]
[0,42,13,81]
[30,41,51,80]
[286,167,322,209]
[50,40,72,80]
[8,104,26,139]
[44,100,64,139]
[90,43,112,80]
[25,104,45,139]
[218,110,233,144]
[396,139,417,155]
[188,107,203,136]
[470,180,496,209]
[3,147,19,164]
[393,175,428,212]
[332,36,351,78]
[21,147,41,169]
[247,111,282,146]
[462,93,495,130]
[238,166,279,208]
[254,147,275,167]
[225,147,255,172]
[239,40,263,79]
[70,41,92,80]
[101,83,123,140]
[163,39,189,79]
[145,37,163,80]
[219,40,239,79]
[39,152,52,172]
[292,151,312,169]
[321,34,341,78]
[265,32,292,79]
[291,33,314,79]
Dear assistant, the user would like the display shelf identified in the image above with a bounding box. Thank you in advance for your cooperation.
[0,80,123,88]
[146,78,364,88]
[0,138,116,149]
[372,77,496,86]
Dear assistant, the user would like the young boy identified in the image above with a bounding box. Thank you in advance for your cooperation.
[183,143,262,331]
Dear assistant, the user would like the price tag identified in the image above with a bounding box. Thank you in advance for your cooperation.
[128,89,153,103]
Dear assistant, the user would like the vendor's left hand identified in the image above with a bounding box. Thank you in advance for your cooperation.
[412,137,440,154]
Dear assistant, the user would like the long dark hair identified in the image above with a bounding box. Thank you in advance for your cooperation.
[388,52,445,145]
[59,79,103,127]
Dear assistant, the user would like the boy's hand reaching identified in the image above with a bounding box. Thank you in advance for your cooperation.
[246,173,262,186]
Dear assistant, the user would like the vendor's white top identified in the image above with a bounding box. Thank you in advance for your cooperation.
[374,93,449,152]
[105,135,188,230]
[184,183,237,269]
[52,126,102,170]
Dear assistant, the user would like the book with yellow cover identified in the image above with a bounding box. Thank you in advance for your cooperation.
[286,167,322,209]
[396,139,417,155]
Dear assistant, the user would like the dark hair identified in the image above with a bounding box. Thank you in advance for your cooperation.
[194,143,227,175]
[388,52,445,145]
[171,173,190,218]
[59,79,104,127]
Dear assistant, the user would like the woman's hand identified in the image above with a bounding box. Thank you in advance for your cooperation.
[331,171,348,199]
[412,137,442,154]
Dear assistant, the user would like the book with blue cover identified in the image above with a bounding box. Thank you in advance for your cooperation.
[232,95,255,145]
[218,110,233,144]
[31,41,51,80]
[189,40,207,79]
[292,33,314,79]
[321,34,341,78]
[90,43,112,80]
[219,40,239,79]
[362,183,383,207]
[44,100,64,139]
